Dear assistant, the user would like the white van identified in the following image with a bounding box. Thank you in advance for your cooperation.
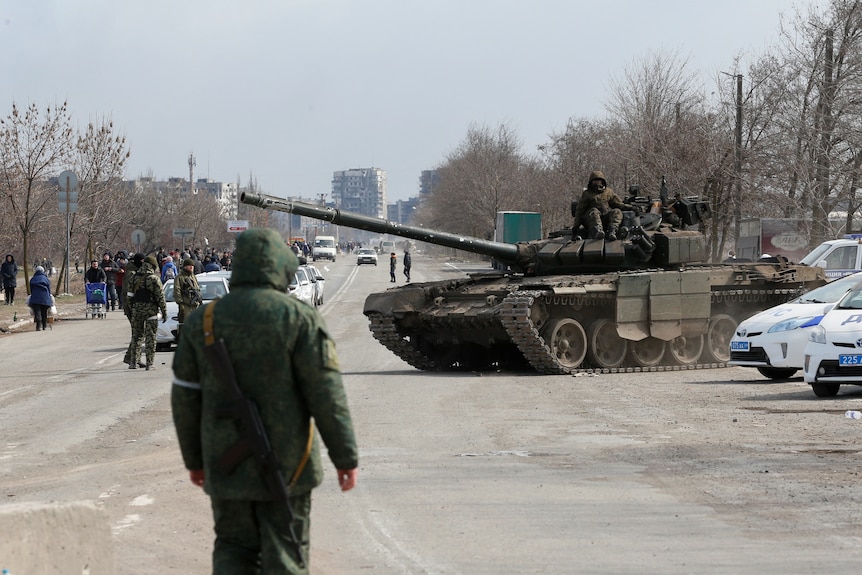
[379,240,396,254]
[312,235,337,262]
[800,234,862,280]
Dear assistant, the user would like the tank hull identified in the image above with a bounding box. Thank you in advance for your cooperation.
[363,263,826,373]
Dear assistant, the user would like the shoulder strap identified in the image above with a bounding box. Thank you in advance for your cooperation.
[202,300,313,487]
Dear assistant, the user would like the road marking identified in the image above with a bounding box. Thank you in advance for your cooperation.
[320,265,361,318]
[130,494,154,506]
[113,514,141,533]
[0,386,33,397]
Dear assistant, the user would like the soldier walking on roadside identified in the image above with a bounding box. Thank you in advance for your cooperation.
[128,255,167,370]
[171,228,358,573]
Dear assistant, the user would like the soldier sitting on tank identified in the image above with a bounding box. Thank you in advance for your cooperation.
[572,171,639,241]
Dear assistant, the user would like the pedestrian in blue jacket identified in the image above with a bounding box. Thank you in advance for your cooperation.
[29,266,52,331]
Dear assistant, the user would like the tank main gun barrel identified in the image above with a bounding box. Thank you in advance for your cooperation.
[241,191,522,265]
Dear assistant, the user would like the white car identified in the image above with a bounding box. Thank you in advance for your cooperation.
[729,272,862,379]
[804,279,862,397]
[288,266,316,306]
[156,273,231,350]
[305,264,325,306]
[356,248,378,265]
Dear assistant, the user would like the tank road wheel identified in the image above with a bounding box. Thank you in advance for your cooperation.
[543,318,587,371]
[586,319,627,369]
[704,314,737,363]
[666,334,705,366]
[626,337,665,367]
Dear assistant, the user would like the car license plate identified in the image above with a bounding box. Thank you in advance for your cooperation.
[730,341,749,352]
[839,355,862,365]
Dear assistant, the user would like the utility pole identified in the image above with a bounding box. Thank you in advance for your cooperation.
[734,73,743,248]
[188,153,196,196]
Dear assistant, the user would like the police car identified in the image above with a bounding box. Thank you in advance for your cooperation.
[729,272,862,379]
[803,277,862,396]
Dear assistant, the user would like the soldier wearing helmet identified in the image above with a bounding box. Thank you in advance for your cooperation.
[573,170,634,241]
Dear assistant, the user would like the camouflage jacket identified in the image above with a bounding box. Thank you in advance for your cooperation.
[171,228,358,499]
[173,270,201,308]
[573,186,628,224]
[131,263,167,319]
[122,265,138,317]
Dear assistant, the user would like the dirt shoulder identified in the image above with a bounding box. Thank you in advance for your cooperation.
[0,294,89,334]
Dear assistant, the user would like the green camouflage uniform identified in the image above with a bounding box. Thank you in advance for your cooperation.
[129,258,167,369]
[171,228,358,574]
[122,261,138,365]
[573,170,628,239]
[173,267,201,324]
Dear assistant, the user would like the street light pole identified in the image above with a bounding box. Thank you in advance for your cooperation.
[733,73,743,248]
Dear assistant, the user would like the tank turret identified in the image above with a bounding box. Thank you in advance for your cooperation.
[241,191,709,274]
[241,191,825,375]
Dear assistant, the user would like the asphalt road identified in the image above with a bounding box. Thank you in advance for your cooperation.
[2,252,862,574]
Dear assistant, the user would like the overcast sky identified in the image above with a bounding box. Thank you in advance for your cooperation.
[0,0,827,202]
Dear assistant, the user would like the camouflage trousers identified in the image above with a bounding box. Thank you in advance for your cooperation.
[128,305,158,367]
[211,494,311,575]
[582,207,622,237]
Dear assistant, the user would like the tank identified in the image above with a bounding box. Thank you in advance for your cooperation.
[241,190,826,373]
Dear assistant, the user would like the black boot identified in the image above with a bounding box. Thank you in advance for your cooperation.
[606,226,618,242]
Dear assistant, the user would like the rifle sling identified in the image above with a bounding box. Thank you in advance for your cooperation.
[203,301,314,487]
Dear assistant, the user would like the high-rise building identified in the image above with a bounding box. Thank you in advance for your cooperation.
[419,169,439,199]
[331,167,387,218]
[194,178,238,219]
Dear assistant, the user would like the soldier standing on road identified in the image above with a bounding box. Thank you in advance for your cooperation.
[573,170,634,241]
[403,248,411,282]
[171,227,358,574]
[123,255,143,367]
[128,255,167,371]
[174,258,201,326]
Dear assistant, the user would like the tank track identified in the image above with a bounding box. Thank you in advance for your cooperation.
[367,284,809,376]
[366,313,438,371]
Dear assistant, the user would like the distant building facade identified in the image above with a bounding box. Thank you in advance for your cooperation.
[194,178,238,220]
[331,167,387,218]
[122,176,238,219]
[387,197,420,225]
[419,169,439,199]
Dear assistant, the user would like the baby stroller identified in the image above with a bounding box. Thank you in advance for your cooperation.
[85,282,107,319]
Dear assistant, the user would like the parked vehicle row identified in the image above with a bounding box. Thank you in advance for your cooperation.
[155,263,327,350]
[729,271,862,397]
[289,264,325,307]
[156,271,232,351]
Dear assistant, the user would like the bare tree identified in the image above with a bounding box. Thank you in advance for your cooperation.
[418,123,527,238]
[65,117,131,291]
[0,101,74,292]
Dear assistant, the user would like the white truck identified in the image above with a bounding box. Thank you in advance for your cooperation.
[312,235,337,262]
[799,234,862,280]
